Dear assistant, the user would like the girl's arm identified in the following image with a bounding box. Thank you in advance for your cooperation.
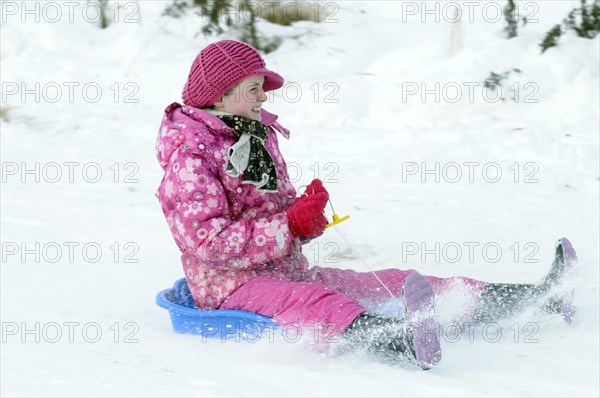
[160,149,296,270]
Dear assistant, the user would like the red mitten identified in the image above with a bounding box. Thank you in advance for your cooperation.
[287,192,329,238]
[304,179,329,198]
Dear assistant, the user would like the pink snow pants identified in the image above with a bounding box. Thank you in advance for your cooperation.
[220,266,487,335]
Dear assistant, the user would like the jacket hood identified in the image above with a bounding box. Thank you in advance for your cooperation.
[155,102,290,170]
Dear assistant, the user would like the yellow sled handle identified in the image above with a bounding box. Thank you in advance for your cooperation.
[326,213,350,228]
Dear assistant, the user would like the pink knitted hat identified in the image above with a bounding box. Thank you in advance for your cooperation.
[182,40,284,109]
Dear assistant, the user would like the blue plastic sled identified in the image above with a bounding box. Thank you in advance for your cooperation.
[156,278,279,340]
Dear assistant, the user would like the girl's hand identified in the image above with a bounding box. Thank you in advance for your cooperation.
[304,178,329,198]
[287,192,328,239]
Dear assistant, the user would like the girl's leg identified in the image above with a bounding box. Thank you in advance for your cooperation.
[473,238,575,323]
[219,275,366,334]
[306,237,571,325]
[306,266,487,323]
[220,275,441,369]
[342,272,442,369]
[304,266,412,304]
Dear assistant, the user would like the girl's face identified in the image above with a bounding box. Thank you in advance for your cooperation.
[214,75,267,121]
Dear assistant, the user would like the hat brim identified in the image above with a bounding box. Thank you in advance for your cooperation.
[253,68,284,92]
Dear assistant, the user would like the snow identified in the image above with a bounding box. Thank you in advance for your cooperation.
[1,0,599,396]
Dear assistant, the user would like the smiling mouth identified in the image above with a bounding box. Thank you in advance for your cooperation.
[252,106,261,112]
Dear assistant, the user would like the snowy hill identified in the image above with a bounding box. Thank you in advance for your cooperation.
[1,1,599,396]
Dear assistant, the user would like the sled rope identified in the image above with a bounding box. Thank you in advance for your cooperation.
[299,184,404,309]
[331,225,404,309]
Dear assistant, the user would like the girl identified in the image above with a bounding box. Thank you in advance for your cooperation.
[155,40,576,370]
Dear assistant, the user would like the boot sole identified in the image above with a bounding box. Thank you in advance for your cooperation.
[402,272,442,369]
[559,237,577,324]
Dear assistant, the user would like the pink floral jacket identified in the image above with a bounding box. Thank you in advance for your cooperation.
[155,103,309,309]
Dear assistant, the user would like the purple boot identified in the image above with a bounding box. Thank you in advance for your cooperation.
[538,237,578,323]
[558,237,577,323]
[474,238,578,323]
[402,272,442,369]
[342,272,442,370]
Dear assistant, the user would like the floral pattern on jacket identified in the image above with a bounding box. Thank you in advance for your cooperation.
[155,102,309,309]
